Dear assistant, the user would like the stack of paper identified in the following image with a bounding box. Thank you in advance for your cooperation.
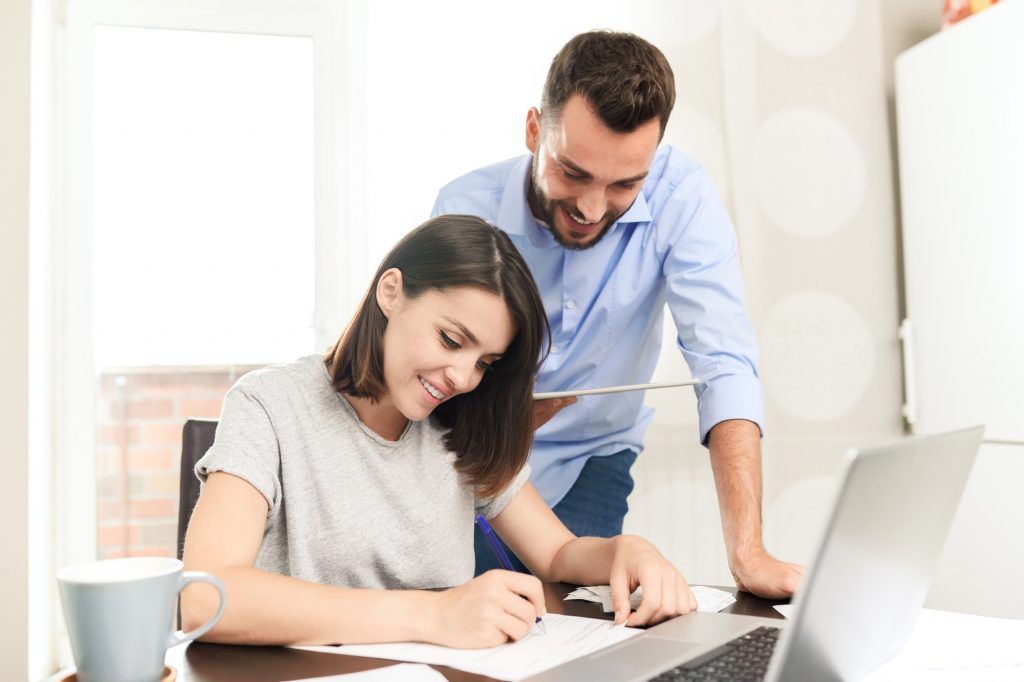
[297,613,641,681]
[564,584,737,614]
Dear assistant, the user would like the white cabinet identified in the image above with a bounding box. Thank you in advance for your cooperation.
[895,0,1024,618]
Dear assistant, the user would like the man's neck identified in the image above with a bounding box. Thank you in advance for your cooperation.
[525,173,548,228]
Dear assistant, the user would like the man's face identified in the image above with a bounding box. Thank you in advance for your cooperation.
[526,94,661,250]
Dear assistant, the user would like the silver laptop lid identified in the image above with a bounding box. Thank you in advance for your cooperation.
[768,425,983,681]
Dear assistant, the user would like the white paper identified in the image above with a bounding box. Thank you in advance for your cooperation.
[294,613,641,681]
[286,663,446,681]
[773,603,794,618]
[863,608,1024,681]
[564,584,736,614]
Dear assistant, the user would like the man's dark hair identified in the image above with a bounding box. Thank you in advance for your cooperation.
[324,214,549,498]
[541,30,676,138]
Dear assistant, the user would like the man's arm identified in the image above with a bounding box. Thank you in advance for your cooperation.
[707,419,803,599]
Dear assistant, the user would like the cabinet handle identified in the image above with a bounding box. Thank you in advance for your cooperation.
[899,318,917,430]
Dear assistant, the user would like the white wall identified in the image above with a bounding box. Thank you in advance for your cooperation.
[365,0,911,586]
[0,0,32,678]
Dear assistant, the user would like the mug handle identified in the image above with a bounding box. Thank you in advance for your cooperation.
[168,571,227,647]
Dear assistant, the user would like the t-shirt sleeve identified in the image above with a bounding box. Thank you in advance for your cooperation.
[195,383,283,515]
[474,463,532,520]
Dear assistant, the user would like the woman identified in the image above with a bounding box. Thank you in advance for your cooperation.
[182,214,697,648]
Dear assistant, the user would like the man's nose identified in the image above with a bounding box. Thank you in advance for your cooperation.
[576,186,606,222]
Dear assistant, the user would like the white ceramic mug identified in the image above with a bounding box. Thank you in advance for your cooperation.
[57,557,225,682]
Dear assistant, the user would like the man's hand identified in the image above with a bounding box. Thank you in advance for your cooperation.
[730,550,803,599]
[531,397,576,431]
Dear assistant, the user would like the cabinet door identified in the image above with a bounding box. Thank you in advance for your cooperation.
[897,2,1024,619]
[895,0,1024,443]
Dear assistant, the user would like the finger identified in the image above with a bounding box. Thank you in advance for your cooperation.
[500,587,540,628]
[501,572,547,618]
[628,572,662,626]
[672,572,696,615]
[496,609,533,642]
[685,583,697,613]
[651,575,679,624]
[785,564,804,594]
[609,567,632,624]
[664,573,681,619]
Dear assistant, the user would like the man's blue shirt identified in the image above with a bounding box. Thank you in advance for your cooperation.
[432,146,763,507]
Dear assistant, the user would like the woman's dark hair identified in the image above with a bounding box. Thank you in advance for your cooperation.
[542,30,675,139]
[324,214,549,498]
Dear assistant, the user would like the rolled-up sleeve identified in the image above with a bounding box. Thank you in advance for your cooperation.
[659,169,764,445]
[195,384,283,515]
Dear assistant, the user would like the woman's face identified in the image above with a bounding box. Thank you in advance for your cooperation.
[377,271,515,422]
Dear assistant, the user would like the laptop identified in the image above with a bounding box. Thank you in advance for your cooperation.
[528,425,984,682]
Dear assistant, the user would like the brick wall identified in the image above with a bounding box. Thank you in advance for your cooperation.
[95,367,259,559]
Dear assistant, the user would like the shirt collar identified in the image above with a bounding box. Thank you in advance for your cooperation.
[496,154,654,248]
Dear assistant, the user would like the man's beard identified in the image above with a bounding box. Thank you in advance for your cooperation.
[527,166,619,251]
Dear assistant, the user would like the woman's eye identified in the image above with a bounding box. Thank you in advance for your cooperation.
[477,360,495,372]
[440,331,460,349]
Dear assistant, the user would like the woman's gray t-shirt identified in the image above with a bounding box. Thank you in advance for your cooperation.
[195,354,529,590]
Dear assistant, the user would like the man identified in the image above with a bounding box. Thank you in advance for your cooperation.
[432,30,802,598]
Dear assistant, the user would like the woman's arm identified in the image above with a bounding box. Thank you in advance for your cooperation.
[491,482,696,625]
[183,472,546,647]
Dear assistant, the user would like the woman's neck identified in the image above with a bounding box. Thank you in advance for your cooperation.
[343,393,409,442]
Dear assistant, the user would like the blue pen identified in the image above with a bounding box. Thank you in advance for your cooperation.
[475,514,546,634]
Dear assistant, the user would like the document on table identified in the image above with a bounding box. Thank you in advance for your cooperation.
[295,613,641,681]
[862,608,1024,681]
[565,584,737,613]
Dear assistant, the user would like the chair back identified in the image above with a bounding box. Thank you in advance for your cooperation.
[177,418,218,560]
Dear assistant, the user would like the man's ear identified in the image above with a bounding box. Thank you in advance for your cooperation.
[525,107,542,154]
[375,268,403,319]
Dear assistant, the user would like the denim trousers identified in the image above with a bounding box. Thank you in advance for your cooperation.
[473,449,639,575]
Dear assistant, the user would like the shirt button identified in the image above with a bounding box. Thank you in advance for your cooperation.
[551,345,560,353]
[565,300,575,310]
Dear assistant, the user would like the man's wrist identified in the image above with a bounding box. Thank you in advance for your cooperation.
[728,544,768,572]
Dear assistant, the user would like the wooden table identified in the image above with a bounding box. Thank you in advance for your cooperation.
[170,583,789,681]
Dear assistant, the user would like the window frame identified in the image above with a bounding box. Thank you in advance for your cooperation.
[44,0,365,672]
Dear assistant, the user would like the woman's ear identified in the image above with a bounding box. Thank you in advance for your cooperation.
[375,268,403,319]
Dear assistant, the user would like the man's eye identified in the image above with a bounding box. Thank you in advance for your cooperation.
[616,182,638,191]
[563,171,586,182]
[440,331,460,349]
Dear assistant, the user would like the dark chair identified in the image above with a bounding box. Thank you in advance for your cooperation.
[177,418,218,561]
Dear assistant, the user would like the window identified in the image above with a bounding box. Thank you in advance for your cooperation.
[47,0,360,671]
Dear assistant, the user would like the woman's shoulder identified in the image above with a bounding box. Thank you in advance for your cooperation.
[228,354,333,405]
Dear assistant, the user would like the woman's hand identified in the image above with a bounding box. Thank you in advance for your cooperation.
[608,536,696,626]
[429,570,547,648]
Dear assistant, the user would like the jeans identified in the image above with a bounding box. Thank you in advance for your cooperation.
[473,449,639,575]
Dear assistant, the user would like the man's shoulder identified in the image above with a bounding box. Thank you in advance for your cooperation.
[434,155,528,214]
[648,144,713,191]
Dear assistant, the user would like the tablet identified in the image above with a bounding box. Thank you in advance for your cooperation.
[533,379,699,400]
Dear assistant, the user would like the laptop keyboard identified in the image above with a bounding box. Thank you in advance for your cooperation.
[648,626,781,682]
